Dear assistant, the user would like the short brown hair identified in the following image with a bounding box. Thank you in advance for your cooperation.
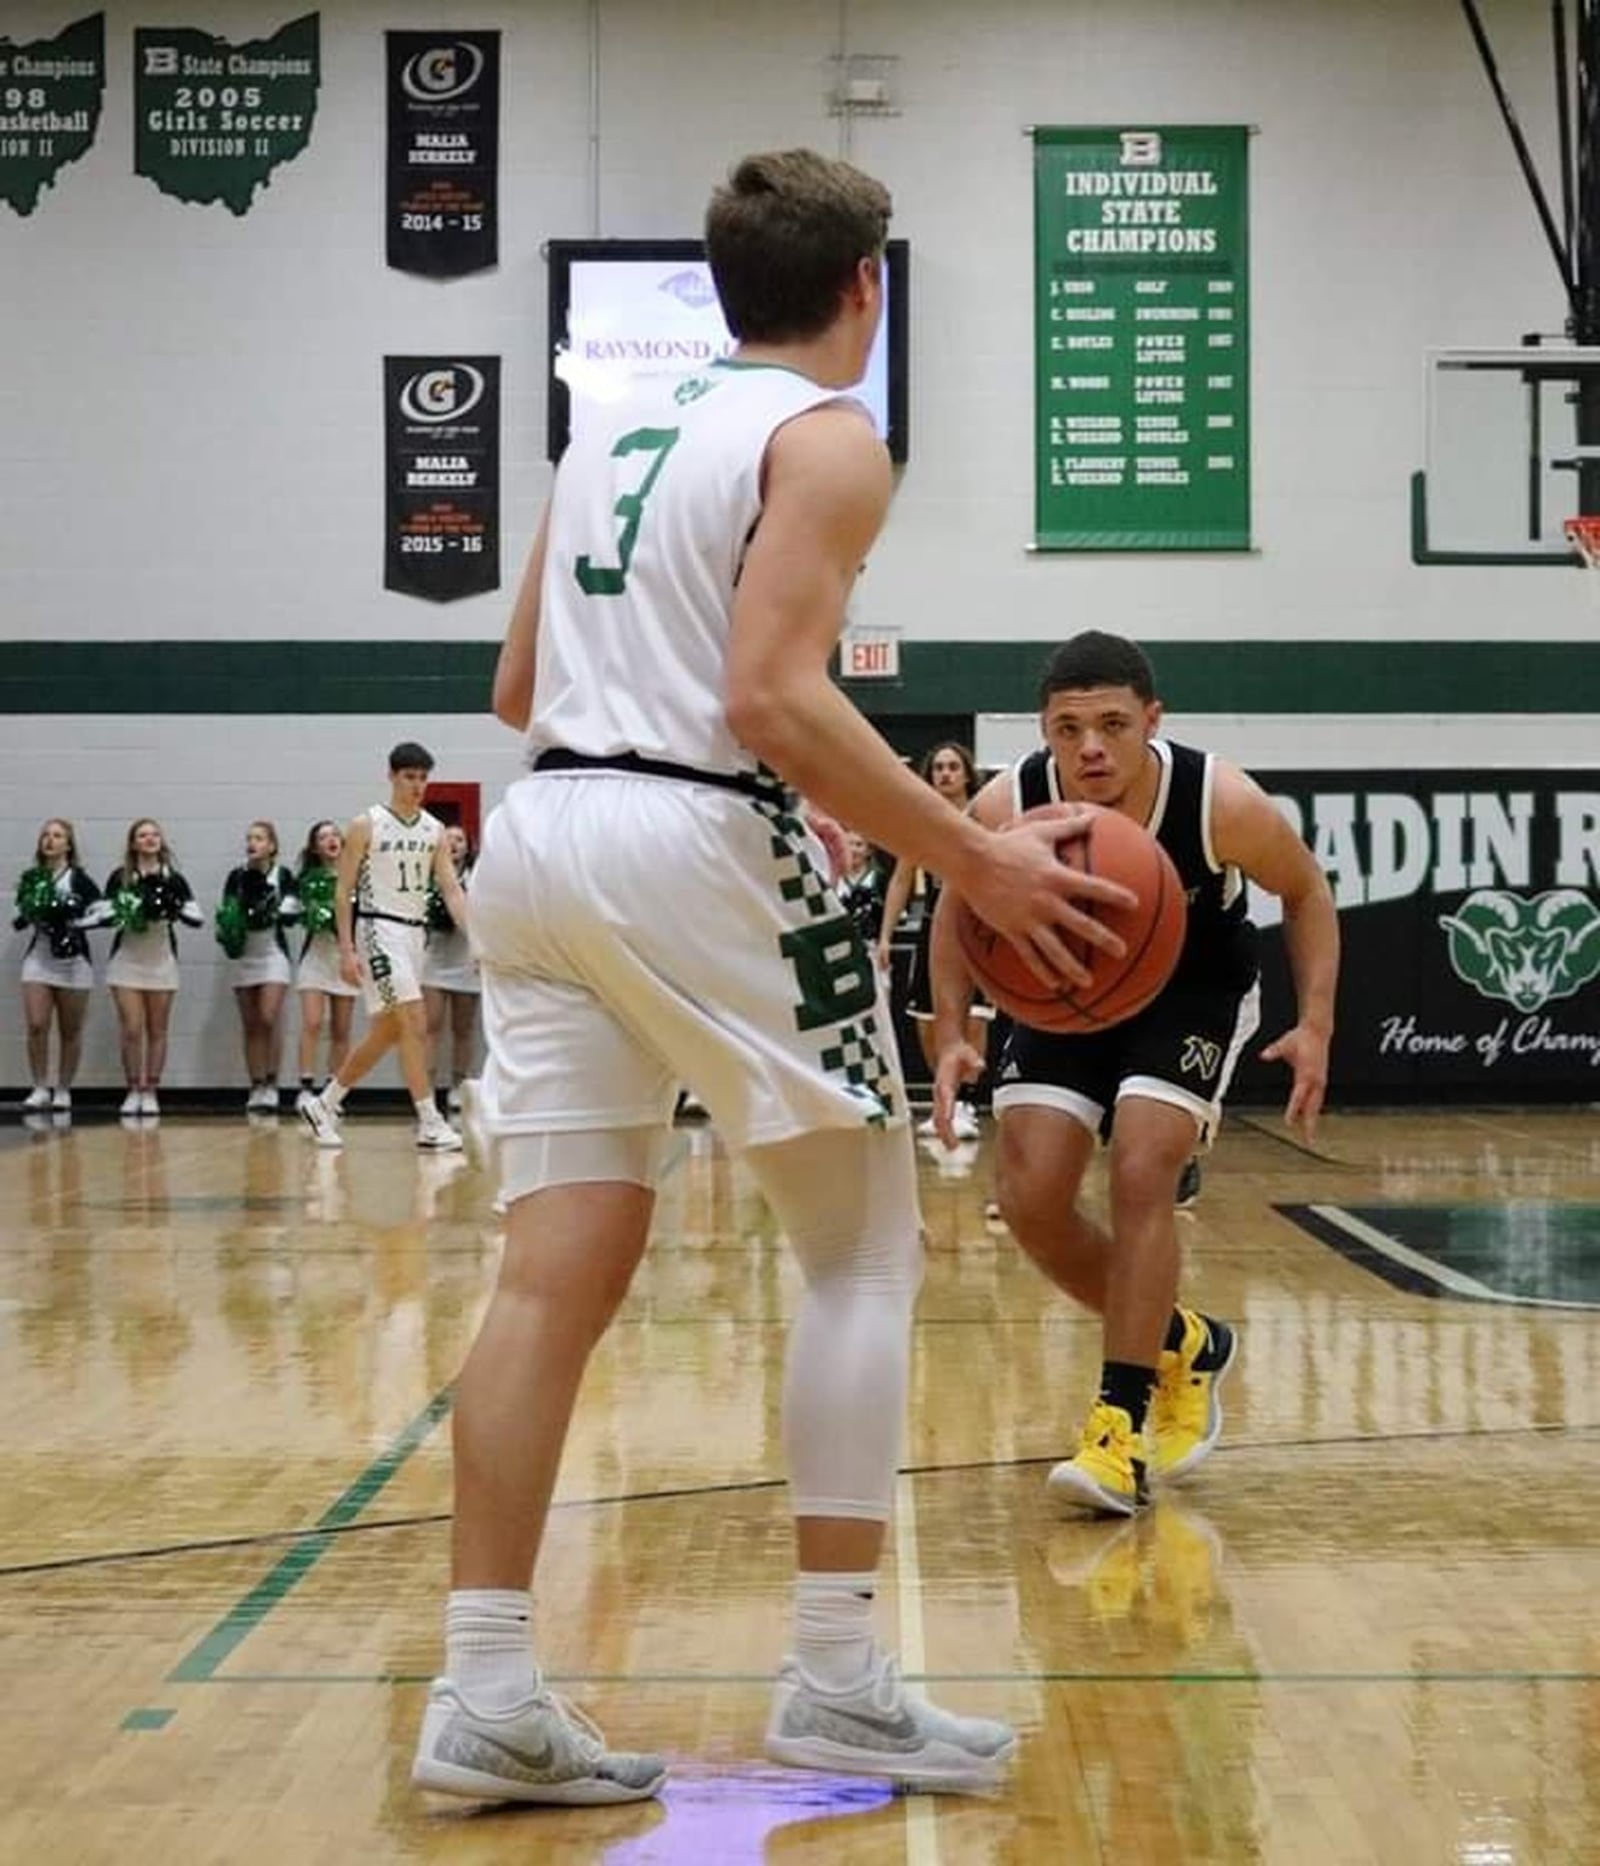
[705,149,891,342]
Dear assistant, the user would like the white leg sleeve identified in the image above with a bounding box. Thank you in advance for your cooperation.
[744,1125,924,1523]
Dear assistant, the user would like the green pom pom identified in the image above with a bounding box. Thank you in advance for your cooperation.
[15,866,57,925]
[426,885,454,933]
[298,866,337,935]
[111,886,148,934]
[215,893,248,958]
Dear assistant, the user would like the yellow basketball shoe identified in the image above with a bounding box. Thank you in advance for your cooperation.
[1149,1309,1237,1482]
[1047,1400,1150,1516]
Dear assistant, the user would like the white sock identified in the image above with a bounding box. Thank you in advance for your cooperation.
[322,1078,348,1112]
[414,1094,441,1123]
[793,1570,878,1688]
[445,1588,538,1712]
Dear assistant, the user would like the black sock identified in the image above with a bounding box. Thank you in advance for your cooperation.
[300,1075,314,1091]
[1163,1309,1187,1354]
[1099,1361,1156,1433]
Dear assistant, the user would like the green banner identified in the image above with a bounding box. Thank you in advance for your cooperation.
[135,14,318,215]
[0,14,104,216]
[1034,125,1250,551]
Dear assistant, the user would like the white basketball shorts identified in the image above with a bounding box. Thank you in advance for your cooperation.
[469,772,906,1153]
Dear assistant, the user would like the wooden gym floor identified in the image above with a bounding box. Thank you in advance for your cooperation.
[2,1104,1598,1864]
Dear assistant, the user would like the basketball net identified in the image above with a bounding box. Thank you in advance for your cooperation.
[1564,516,1600,603]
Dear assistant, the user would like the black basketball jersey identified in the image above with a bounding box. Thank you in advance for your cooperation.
[1012,739,1258,993]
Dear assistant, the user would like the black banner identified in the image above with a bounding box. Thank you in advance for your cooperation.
[1233,769,1600,1103]
[386,31,498,277]
[384,356,500,601]
[0,13,104,216]
[134,14,318,215]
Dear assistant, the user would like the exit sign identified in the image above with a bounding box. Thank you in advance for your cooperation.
[842,635,900,679]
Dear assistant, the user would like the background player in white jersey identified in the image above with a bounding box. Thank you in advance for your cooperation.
[300,743,467,1153]
[410,150,1135,1808]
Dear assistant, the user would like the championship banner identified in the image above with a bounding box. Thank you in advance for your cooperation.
[134,14,318,215]
[384,356,500,602]
[1034,125,1250,551]
[386,31,499,277]
[1234,770,1600,1102]
[0,14,104,216]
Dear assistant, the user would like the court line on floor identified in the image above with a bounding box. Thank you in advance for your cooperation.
[148,1666,1600,1688]
[21,1417,1597,1588]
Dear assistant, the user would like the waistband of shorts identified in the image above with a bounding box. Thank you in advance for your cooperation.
[531,747,787,803]
[355,909,426,928]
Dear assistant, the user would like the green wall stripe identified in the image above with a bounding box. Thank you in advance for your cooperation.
[2,639,1596,714]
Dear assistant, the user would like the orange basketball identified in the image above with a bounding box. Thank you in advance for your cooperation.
[952,805,1187,1034]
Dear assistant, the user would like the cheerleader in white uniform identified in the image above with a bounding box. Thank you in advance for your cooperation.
[103,817,202,1117]
[421,824,480,1112]
[217,820,301,1112]
[14,817,101,1110]
[293,819,357,1109]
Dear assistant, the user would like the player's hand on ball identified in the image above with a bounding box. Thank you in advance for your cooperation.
[967,806,1134,988]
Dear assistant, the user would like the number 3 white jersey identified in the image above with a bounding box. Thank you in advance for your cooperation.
[526,361,865,780]
[358,803,441,921]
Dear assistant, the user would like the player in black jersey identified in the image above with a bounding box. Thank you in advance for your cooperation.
[929,632,1339,1515]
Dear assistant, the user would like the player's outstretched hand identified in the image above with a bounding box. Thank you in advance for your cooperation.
[1259,1023,1330,1140]
[932,1038,987,1149]
[963,806,1134,989]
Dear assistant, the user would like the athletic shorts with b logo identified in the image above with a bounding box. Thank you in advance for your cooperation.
[469,772,907,1153]
[357,916,426,1016]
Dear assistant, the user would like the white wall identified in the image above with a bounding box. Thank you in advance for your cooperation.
[1,0,1588,646]
[2,0,1593,1085]
[0,714,524,1091]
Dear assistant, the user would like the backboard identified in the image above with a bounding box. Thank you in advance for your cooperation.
[1413,345,1600,564]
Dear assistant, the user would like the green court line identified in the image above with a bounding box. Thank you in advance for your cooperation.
[121,1707,177,1729]
[164,1386,454,1686]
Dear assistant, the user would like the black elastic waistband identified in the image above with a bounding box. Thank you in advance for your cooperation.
[356,909,426,928]
[532,747,785,802]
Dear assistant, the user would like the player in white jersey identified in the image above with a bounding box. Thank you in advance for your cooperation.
[299,742,468,1153]
[410,150,1134,1808]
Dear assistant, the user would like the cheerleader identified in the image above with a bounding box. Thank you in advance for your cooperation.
[103,818,202,1117]
[293,820,357,1110]
[217,821,300,1112]
[835,827,888,947]
[421,824,479,1112]
[13,818,100,1111]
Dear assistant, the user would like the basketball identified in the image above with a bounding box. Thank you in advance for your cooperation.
[952,805,1187,1033]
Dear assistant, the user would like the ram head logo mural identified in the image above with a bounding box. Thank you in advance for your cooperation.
[1439,889,1600,1012]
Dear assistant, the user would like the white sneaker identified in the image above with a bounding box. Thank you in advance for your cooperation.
[950,1105,981,1142]
[916,1114,938,1136]
[23,1086,51,1111]
[765,1648,1016,1793]
[51,1088,72,1112]
[139,1089,160,1117]
[411,1678,667,1805]
[120,1089,142,1117]
[299,1092,343,1148]
[250,1084,279,1113]
[294,1087,314,1114]
[416,1119,464,1152]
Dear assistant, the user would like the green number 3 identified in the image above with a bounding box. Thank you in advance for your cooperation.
[574,426,680,596]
